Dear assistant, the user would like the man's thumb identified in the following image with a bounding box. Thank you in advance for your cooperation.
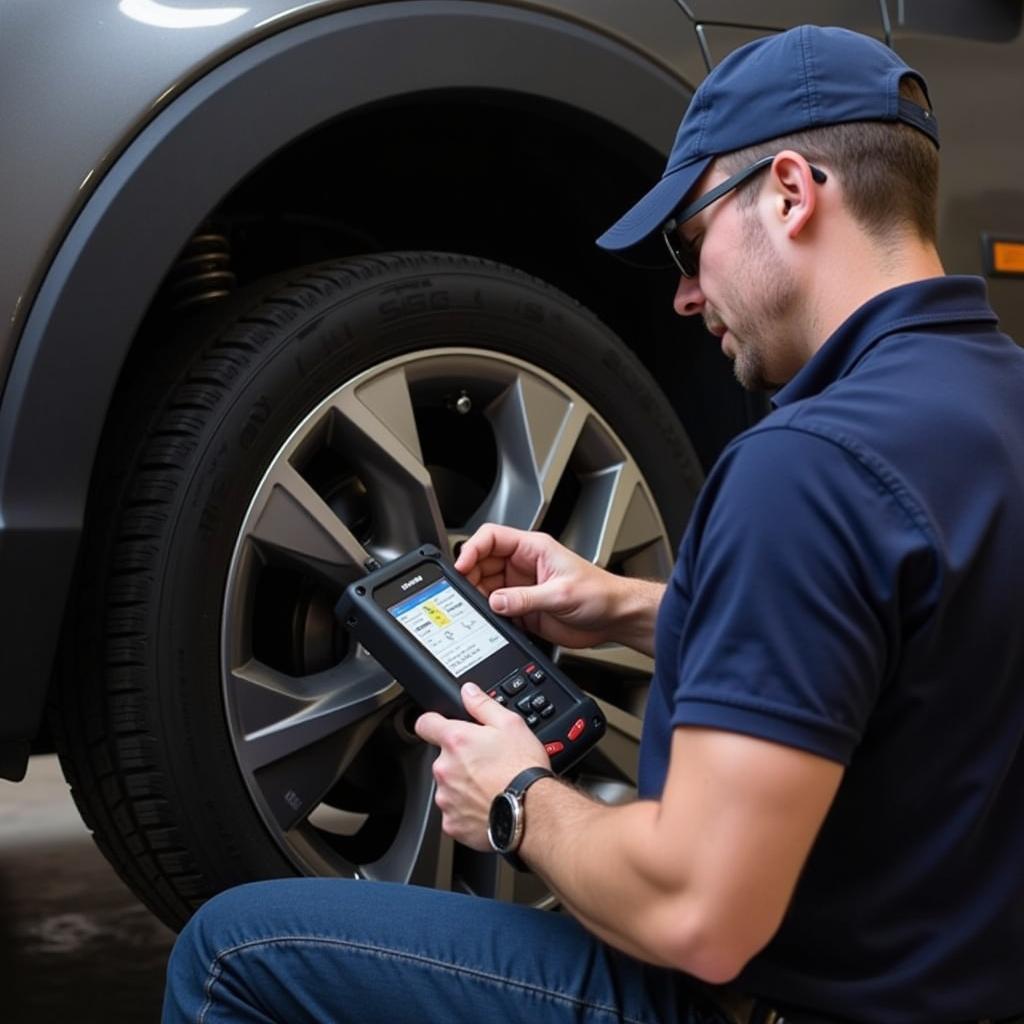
[461,682,512,726]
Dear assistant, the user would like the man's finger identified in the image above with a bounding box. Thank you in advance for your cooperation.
[455,524,529,574]
[461,682,516,727]
[490,578,563,617]
[475,555,514,579]
[414,711,451,746]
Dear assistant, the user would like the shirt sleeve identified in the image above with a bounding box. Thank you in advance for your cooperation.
[671,426,935,764]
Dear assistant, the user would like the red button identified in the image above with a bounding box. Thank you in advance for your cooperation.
[544,741,564,756]
[567,718,585,742]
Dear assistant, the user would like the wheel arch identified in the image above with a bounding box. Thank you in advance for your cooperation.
[0,1,750,776]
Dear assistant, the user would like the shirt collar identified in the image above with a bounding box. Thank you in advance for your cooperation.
[771,276,999,409]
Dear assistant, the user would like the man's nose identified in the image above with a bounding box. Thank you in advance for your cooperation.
[673,274,706,317]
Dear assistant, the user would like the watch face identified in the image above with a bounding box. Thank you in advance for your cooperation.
[488,793,518,852]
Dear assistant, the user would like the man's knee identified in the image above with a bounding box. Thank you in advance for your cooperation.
[182,883,269,954]
[163,882,276,1022]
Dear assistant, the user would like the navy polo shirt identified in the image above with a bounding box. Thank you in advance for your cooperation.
[640,277,1024,1021]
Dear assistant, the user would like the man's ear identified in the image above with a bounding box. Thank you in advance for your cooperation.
[767,151,819,239]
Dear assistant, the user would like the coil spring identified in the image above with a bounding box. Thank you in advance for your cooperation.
[165,230,236,311]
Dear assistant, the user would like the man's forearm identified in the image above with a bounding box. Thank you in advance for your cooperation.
[518,777,691,969]
[607,578,665,657]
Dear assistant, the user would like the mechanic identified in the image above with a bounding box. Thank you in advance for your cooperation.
[162,25,1024,1024]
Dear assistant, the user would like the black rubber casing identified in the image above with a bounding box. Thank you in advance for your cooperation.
[336,546,605,774]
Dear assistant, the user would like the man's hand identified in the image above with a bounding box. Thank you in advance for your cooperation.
[455,524,663,654]
[414,682,550,850]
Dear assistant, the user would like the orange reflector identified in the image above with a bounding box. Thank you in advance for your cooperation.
[992,241,1024,275]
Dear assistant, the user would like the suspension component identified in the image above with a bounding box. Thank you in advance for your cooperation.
[165,229,236,311]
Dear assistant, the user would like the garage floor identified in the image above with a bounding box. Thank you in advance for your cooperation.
[0,755,176,1023]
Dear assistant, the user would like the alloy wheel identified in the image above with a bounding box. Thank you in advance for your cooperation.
[222,347,673,904]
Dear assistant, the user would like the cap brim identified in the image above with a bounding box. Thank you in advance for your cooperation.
[596,156,712,252]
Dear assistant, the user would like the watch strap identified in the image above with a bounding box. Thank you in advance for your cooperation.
[496,766,555,871]
[505,765,555,799]
[503,849,530,872]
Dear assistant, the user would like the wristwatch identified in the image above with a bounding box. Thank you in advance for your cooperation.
[487,765,555,871]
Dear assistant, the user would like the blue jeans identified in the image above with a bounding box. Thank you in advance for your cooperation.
[162,878,729,1023]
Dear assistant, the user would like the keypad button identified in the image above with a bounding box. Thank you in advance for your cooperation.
[544,740,564,756]
[530,693,547,711]
[567,718,586,742]
[516,695,534,713]
[541,704,555,718]
[526,713,540,728]
[524,662,546,684]
[501,674,528,696]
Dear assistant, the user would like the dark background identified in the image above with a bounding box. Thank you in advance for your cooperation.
[0,756,175,1023]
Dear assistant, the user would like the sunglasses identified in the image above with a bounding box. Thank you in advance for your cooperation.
[661,155,828,278]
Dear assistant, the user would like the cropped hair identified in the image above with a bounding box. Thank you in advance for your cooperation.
[717,76,939,244]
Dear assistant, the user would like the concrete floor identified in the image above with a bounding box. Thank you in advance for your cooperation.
[0,755,176,1023]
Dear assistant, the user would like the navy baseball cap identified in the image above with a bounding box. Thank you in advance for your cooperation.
[597,25,938,253]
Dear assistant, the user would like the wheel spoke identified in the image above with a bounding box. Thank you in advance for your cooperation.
[230,657,401,831]
[361,744,455,889]
[467,375,587,531]
[561,461,664,568]
[249,461,370,583]
[556,643,655,678]
[231,656,400,760]
[331,367,446,556]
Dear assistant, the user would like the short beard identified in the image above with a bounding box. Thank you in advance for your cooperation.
[721,213,799,392]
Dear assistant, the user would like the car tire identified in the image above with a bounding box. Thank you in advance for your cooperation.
[53,252,703,929]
